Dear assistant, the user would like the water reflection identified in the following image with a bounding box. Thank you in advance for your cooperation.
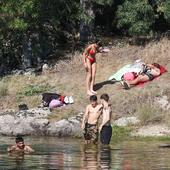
[100,145,111,170]
[81,144,112,170]
[2,137,170,169]
[7,152,25,169]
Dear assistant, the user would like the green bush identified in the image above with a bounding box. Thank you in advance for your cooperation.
[19,84,51,96]
[111,125,131,143]
[156,0,170,24]
[116,0,155,36]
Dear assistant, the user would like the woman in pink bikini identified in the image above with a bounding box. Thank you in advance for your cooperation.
[83,41,102,96]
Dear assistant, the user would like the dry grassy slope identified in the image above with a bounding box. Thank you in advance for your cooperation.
[0,38,170,123]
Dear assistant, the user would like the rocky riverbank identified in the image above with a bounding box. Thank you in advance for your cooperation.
[1,101,170,137]
[0,108,83,137]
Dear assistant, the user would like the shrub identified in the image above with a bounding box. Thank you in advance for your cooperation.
[116,0,155,36]
[19,84,51,96]
[111,125,131,143]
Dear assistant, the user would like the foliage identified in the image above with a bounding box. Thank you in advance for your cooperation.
[155,0,170,24]
[0,0,169,71]
[116,0,155,36]
[0,0,38,30]
[0,0,81,70]
[111,125,131,143]
[18,84,50,96]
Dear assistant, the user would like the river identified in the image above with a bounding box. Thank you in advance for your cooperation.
[0,136,170,169]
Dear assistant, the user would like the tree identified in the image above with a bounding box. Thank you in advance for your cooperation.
[0,0,81,70]
[0,0,169,72]
[80,0,95,42]
[116,0,155,36]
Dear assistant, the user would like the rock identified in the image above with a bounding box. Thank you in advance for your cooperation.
[0,115,15,135]
[18,104,29,111]
[0,107,82,137]
[131,125,170,137]
[42,63,50,74]
[15,108,51,119]
[12,120,34,135]
[24,68,36,76]
[47,118,82,137]
[11,69,24,75]
[30,118,49,135]
[113,116,140,127]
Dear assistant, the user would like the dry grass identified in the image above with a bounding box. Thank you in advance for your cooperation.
[0,80,8,96]
[0,38,169,125]
[137,103,166,126]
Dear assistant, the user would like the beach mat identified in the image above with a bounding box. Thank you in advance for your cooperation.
[108,64,131,81]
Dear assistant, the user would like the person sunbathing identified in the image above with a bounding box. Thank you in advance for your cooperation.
[121,63,161,89]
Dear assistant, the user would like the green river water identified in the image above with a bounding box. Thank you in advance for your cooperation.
[0,136,170,170]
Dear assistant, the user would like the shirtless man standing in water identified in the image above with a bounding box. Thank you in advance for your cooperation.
[81,95,103,144]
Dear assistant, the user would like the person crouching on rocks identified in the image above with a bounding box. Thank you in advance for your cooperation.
[7,135,34,153]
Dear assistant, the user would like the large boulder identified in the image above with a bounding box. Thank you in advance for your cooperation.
[113,116,140,127]
[0,108,82,137]
[131,125,170,137]
[47,114,83,137]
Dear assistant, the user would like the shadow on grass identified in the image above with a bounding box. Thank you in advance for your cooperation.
[94,80,117,91]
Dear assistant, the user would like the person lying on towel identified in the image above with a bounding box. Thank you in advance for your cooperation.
[121,63,161,90]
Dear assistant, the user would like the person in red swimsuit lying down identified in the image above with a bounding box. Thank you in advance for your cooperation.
[121,63,161,90]
[83,41,102,96]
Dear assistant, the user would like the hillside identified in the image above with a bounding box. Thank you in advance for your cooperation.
[0,38,169,125]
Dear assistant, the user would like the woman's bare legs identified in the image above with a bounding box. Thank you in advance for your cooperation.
[127,74,149,86]
[86,60,93,95]
[90,63,97,94]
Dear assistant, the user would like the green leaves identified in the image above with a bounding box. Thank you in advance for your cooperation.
[0,0,169,71]
[18,84,51,96]
[0,0,38,30]
[9,18,28,30]
[157,0,170,23]
[116,0,155,36]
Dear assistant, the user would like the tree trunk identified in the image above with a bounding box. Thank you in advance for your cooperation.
[21,36,33,69]
[80,0,95,42]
